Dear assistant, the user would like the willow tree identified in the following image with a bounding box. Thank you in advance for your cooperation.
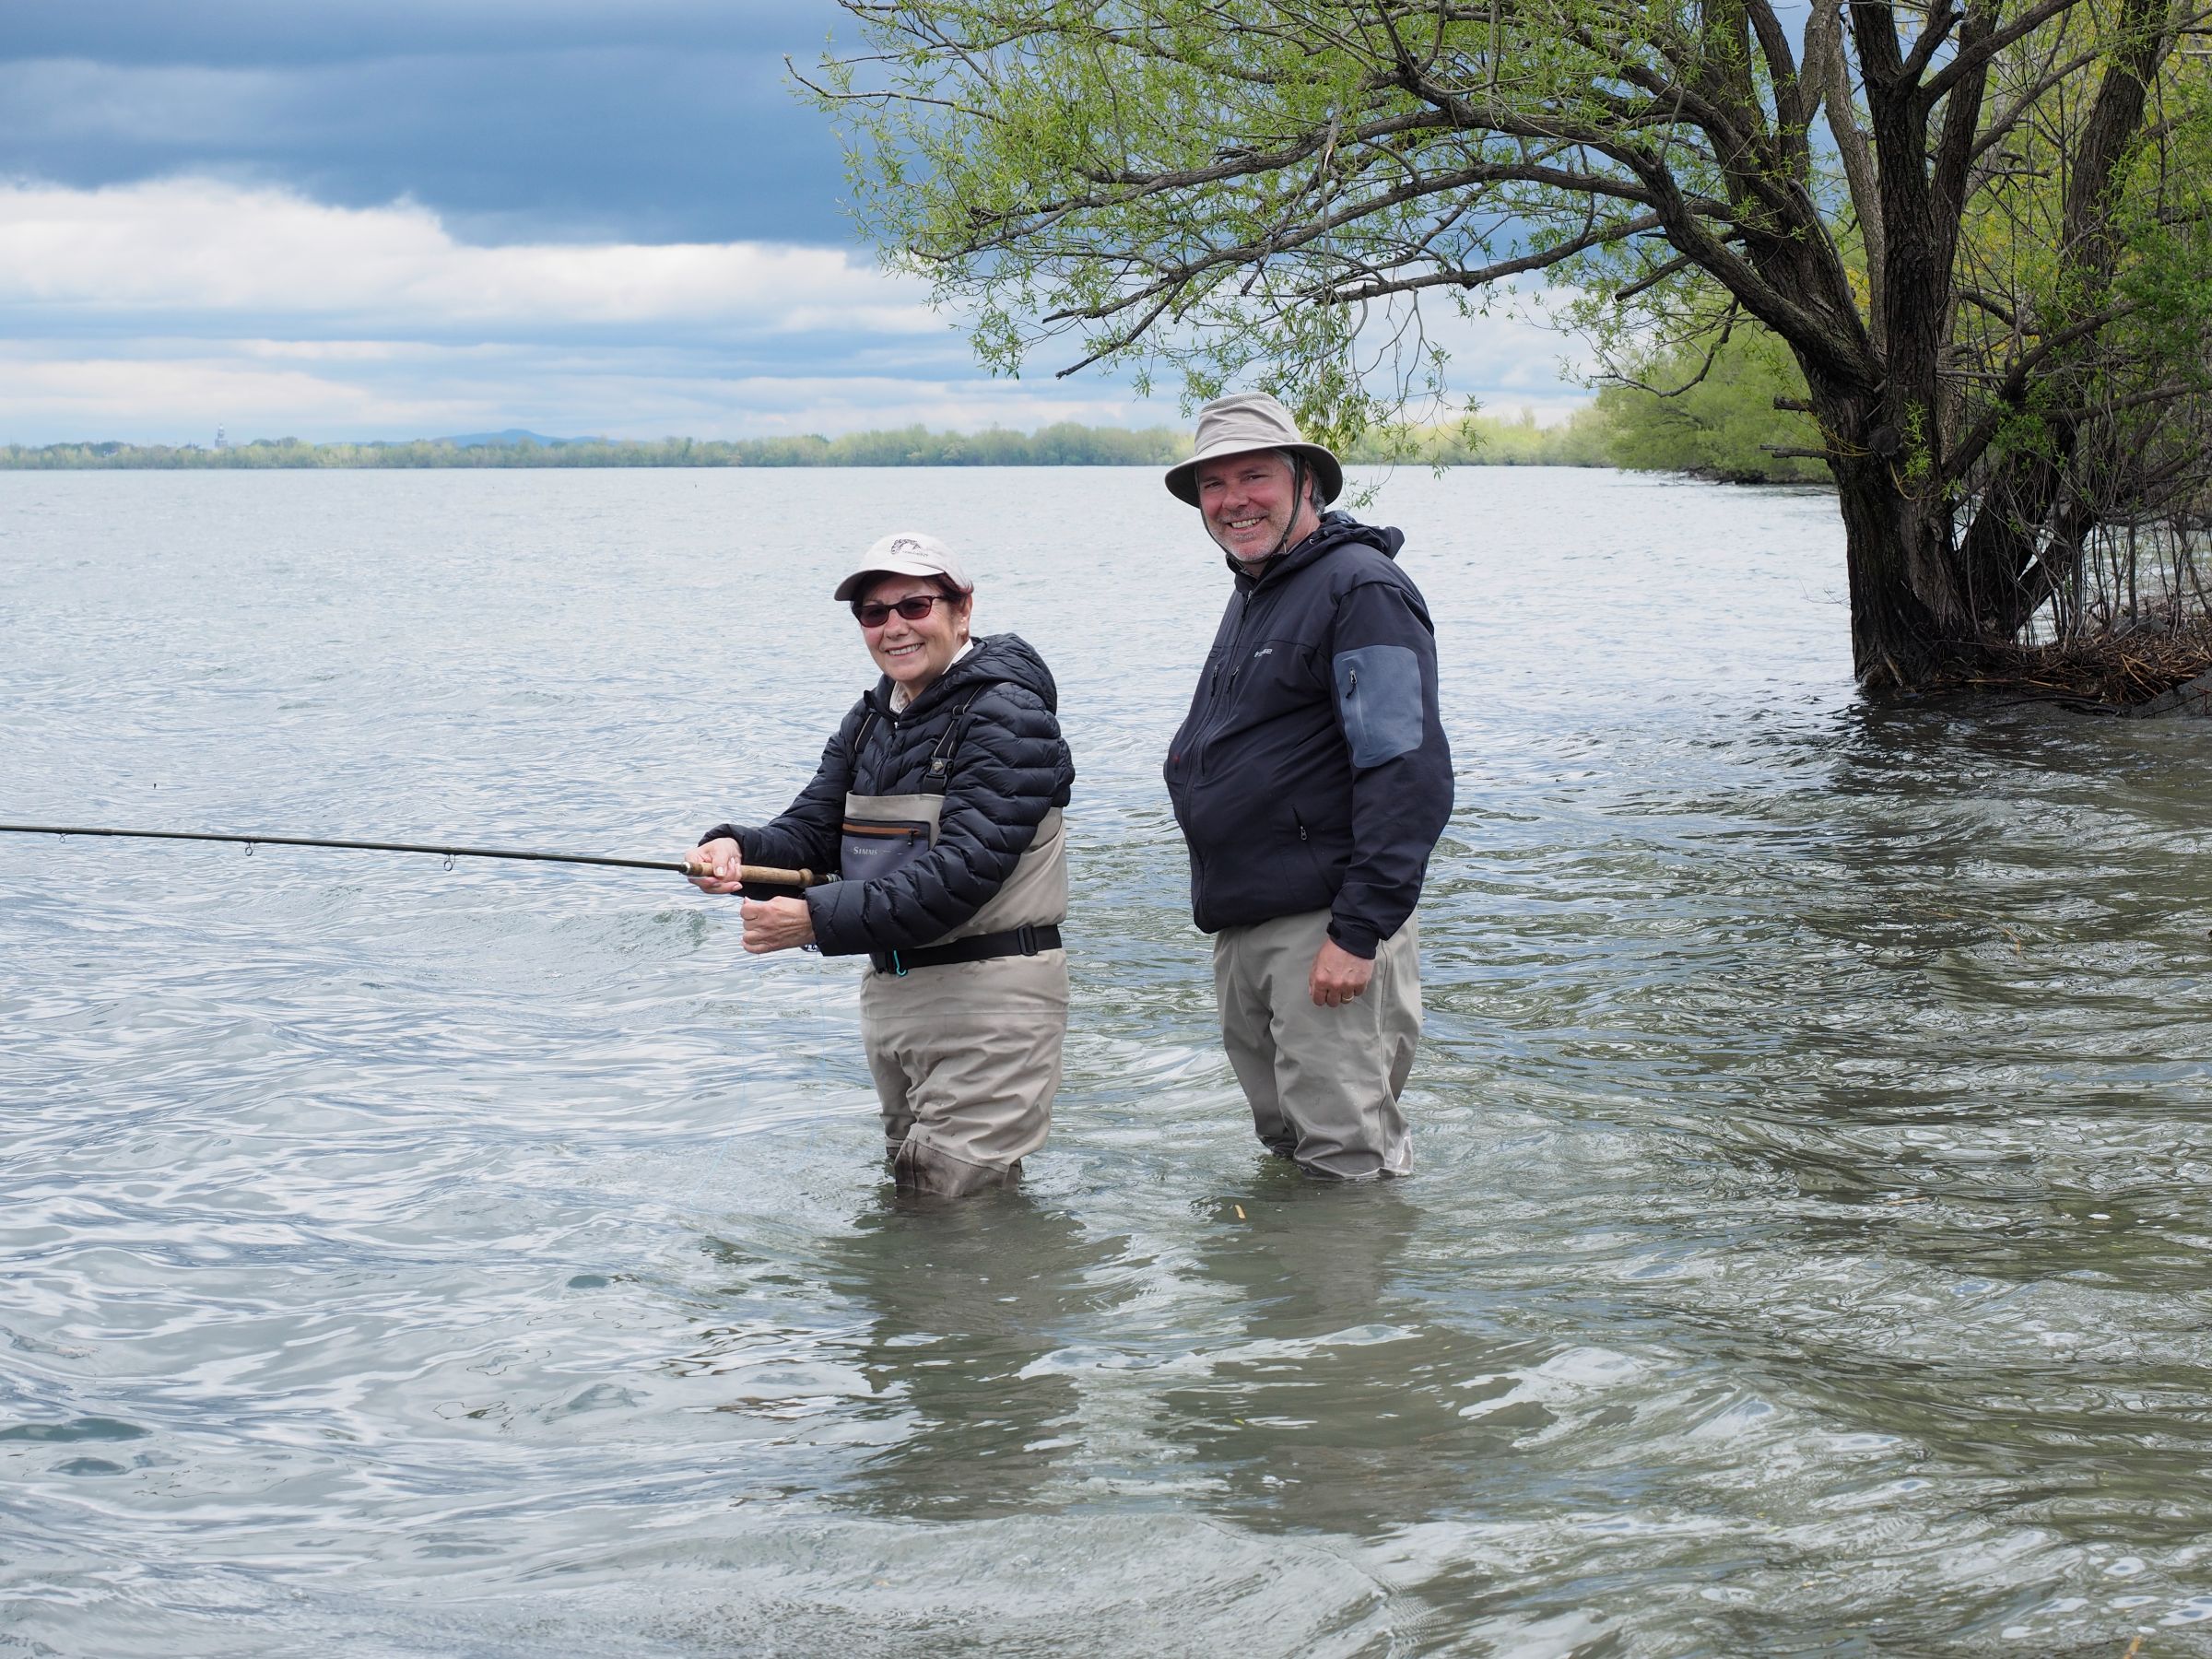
[804,0,2212,688]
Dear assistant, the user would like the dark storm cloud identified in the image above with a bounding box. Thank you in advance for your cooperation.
[0,0,856,245]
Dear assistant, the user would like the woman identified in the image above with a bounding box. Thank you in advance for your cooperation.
[687,532,1074,1196]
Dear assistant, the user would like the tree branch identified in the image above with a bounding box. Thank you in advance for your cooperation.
[1922,0,2099,108]
[1899,0,1963,88]
[1942,298,2154,482]
[1325,210,1668,301]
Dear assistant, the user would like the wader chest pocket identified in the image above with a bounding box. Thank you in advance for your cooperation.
[841,818,934,882]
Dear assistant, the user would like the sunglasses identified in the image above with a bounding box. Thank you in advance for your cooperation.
[853,593,951,629]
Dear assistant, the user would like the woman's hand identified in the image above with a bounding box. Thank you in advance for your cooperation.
[687,836,745,894]
[741,896,816,954]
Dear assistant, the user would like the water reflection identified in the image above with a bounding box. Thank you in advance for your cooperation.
[818,1186,1104,1520]
[1160,1174,1523,1537]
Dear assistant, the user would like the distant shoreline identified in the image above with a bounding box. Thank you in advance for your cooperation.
[0,410,1837,485]
[0,417,1612,472]
[0,425,1182,471]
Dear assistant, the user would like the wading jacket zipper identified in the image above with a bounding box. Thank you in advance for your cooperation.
[1193,590,1260,783]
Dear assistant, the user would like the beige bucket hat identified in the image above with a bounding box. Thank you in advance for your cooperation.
[832,531,973,602]
[1163,391,1345,508]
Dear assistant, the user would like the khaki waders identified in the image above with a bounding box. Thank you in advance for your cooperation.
[1212,909,1420,1179]
[847,788,1069,1198]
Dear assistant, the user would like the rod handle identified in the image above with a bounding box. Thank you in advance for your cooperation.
[680,860,823,888]
[736,864,817,888]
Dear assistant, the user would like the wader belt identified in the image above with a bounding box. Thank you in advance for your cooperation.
[870,923,1062,978]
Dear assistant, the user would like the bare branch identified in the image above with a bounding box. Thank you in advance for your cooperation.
[1923,0,2103,109]
[1943,298,2154,482]
[1326,210,1668,302]
[1899,0,1964,88]
[1614,248,1700,302]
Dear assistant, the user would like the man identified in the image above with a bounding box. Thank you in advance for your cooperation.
[1162,392,1453,1179]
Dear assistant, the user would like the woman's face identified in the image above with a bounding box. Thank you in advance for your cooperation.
[858,572,971,694]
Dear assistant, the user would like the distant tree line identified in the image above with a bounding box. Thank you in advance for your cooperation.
[0,404,1830,480]
[0,423,1186,471]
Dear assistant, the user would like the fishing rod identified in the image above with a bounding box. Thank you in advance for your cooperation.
[0,823,825,888]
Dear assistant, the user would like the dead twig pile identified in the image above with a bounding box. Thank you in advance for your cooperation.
[1928,624,2212,707]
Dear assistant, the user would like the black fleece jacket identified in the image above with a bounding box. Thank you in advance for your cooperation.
[702,633,1073,958]
[1164,512,1453,956]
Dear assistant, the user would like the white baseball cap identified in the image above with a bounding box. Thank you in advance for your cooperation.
[833,531,973,602]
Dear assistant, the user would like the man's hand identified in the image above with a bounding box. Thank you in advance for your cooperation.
[686,836,744,894]
[1309,938,1375,1007]
[741,896,816,955]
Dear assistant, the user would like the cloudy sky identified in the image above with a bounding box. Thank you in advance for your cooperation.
[1,1,1589,444]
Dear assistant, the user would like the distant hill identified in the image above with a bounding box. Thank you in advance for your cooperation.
[421,429,606,449]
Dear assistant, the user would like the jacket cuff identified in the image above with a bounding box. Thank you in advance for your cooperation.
[698,822,744,846]
[804,884,864,957]
[1326,916,1380,959]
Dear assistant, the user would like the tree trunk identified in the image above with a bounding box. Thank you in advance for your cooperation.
[1829,449,1952,688]
[1797,373,1954,688]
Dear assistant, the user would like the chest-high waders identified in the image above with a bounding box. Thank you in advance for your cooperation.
[842,690,1069,1197]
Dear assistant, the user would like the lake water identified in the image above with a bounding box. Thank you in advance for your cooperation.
[3,466,2210,1656]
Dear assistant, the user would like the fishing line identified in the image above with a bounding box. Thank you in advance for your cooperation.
[0,822,824,888]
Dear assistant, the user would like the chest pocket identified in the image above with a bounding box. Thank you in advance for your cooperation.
[839,686,989,882]
[839,816,935,883]
[1248,639,1322,692]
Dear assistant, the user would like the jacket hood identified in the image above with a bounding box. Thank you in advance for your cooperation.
[1229,512,1404,591]
[874,631,1059,716]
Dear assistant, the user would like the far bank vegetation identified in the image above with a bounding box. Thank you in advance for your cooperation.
[0,387,1804,477]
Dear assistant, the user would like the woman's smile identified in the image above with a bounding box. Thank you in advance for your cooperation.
[860,573,969,693]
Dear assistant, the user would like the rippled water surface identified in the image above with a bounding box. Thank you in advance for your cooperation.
[4,467,2210,1655]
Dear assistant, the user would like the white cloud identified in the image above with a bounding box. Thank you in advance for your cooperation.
[0,340,1162,442]
[0,353,455,433]
[0,177,938,333]
[0,176,1594,443]
[1347,284,1602,427]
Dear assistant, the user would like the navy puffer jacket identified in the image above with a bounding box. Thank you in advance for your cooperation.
[701,634,1074,958]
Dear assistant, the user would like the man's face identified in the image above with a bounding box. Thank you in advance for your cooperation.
[1194,449,1311,562]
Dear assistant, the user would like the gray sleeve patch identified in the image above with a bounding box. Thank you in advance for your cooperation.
[1333,644,1425,768]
